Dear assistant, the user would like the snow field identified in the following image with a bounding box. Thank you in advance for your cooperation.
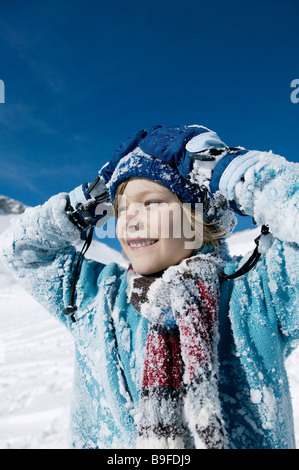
[0,280,74,449]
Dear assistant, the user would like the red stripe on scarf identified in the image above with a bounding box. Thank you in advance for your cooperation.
[178,281,218,380]
[142,282,218,388]
[142,328,182,389]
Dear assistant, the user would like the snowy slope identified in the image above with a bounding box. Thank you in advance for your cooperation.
[0,199,298,449]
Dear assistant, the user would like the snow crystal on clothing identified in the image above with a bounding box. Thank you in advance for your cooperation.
[235,152,299,243]
[251,389,262,404]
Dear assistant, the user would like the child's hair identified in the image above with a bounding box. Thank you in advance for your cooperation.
[114,180,226,250]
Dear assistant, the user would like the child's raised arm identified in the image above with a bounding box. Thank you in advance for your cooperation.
[209,149,299,244]
[207,148,299,354]
[0,189,110,328]
[185,134,298,355]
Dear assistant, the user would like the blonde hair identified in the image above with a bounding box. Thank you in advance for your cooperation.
[114,180,226,249]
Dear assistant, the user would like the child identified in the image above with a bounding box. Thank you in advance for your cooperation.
[1,124,298,449]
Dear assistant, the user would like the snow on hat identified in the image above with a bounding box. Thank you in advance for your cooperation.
[105,125,210,203]
[108,148,204,205]
[103,125,237,231]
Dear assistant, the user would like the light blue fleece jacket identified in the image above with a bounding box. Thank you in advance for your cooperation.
[0,152,298,449]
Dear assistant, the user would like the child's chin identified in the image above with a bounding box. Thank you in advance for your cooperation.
[131,260,166,276]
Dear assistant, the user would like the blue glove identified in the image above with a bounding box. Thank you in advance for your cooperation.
[185,133,262,200]
[99,125,217,183]
[138,125,234,194]
[113,125,230,184]
[138,125,211,167]
[66,174,113,232]
[209,149,262,200]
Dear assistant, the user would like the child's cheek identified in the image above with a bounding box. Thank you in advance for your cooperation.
[145,209,161,238]
[115,217,125,240]
[158,205,182,239]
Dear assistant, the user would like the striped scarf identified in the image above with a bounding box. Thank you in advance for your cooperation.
[127,254,227,449]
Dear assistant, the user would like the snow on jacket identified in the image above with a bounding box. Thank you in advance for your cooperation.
[0,151,298,449]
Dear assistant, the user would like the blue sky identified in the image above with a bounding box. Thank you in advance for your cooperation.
[0,0,298,251]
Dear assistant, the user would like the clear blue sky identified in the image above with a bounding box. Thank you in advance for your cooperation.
[0,0,298,250]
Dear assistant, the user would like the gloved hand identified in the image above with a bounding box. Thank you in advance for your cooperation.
[135,125,237,197]
[176,128,230,187]
[183,132,262,201]
[98,125,221,185]
[207,148,262,200]
[113,124,232,190]
[66,173,114,232]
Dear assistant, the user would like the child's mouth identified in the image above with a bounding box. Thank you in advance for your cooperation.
[126,238,158,250]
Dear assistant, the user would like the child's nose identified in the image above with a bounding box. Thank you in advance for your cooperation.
[126,213,142,233]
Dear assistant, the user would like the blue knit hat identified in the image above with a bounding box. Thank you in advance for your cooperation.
[108,150,204,205]
[101,124,237,231]
[105,125,215,204]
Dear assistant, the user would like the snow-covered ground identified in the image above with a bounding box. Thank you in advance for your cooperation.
[0,205,298,449]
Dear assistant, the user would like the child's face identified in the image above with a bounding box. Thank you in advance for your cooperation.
[115,178,195,275]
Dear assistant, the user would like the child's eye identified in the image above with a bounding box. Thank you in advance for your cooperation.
[144,200,161,208]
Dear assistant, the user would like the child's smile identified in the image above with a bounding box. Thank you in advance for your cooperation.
[126,237,158,250]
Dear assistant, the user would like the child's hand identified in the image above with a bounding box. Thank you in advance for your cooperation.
[186,137,262,201]
[66,175,113,231]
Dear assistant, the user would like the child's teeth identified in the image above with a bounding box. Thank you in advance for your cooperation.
[130,240,156,247]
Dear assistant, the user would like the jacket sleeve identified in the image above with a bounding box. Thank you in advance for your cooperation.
[221,151,299,352]
[0,193,106,329]
[221,151,298,244]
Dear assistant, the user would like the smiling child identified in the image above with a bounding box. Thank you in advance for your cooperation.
[1,124,298,449]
